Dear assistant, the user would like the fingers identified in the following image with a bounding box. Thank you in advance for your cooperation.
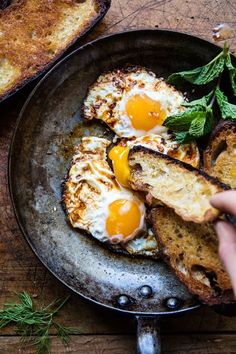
[211,191,236,296]
[210,190,236,216]
[215,220,236,296]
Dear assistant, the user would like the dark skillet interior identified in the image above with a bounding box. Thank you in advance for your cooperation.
[9,30,224,315]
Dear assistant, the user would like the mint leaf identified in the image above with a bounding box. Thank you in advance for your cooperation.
[174,131,193,144]
[164,106,206,131]
[182,90,214,108]
[167,51,225,85]
[165,99,214,142]
[189,115,206,137]
[215,87,236,119]
[226,55,236,96]
[204,107,214,134]
[188,108,213,137]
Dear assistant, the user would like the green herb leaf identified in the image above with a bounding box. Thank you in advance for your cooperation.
[226,55,236,96]
[167,51,226,85]
[188,107,213,137]
[165,93,214,142]
[165,42,236,139]
[164,106,206,131]
[53,323,82,346]
[18,292,33,309]
[0,292,81,354]
[205,107,214,134]
[174,131,193,144]
[182,90,214,108]
[189,115,206,137]
[34,325,51,354]
[215,87,236,119]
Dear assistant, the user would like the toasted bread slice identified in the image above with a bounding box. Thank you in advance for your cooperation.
[128,146,230,223]
[150,207,234,305]
[204,121,236,188]
[0,0,109,101]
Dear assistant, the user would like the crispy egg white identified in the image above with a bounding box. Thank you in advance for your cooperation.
[109,133,200,187]
[122,228,159,257]
[126,134,200,167]
[62,137,147,245]
[83,67,186,138]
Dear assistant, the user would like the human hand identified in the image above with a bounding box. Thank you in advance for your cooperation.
[210,190,236,296]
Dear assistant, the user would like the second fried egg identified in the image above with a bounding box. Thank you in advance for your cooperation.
[109,134,200,188]
[83,66,186,138]
[62,137,146,244]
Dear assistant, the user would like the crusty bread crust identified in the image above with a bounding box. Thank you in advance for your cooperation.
[151,207,234,305]
[204,121,236,188]
[0,0,110,101]
[129,145,230,223]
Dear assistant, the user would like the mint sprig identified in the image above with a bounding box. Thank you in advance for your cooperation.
[226,55,236,96]
[167,48,227,85]
[215,87,236,120]
[189,106,214,137]
[164,42,236,143]
[181,90,214,108]
[174,131,193,144]
[164,106,206,132]
[164,92,214,141]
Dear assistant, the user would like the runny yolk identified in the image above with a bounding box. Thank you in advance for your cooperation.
[109,145,130,187]
[106,199,141,240]
[126,93,166,131]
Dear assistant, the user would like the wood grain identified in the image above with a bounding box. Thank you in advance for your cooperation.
[0,0,236,353]
[88,0,236,51]
[0,335,236,353]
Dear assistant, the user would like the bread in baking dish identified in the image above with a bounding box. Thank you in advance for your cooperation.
[0,0,109,100]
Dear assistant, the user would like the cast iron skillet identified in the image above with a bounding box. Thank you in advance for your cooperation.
[9,30,228,353]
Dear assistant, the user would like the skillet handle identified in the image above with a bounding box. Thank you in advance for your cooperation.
[136,316,161,354]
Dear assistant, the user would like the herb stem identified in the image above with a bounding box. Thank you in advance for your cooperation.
[208,76,222,108]
[223,41,230,58]
[51,295,70,316]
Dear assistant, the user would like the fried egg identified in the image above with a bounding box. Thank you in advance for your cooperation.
[109,133,200,187]
[122,228,159,258]
[83,67,186,138]
[62,137,146,244]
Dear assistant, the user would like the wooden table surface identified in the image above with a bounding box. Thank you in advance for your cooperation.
[1,1,236,353]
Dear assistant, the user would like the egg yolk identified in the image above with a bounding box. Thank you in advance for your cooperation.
[109,145,130,187]
[126,93,166,131]
[106,199,142,240]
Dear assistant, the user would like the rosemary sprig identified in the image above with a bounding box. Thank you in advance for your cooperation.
[0,292,81,354]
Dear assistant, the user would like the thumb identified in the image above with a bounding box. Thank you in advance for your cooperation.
[210,191,236,216]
